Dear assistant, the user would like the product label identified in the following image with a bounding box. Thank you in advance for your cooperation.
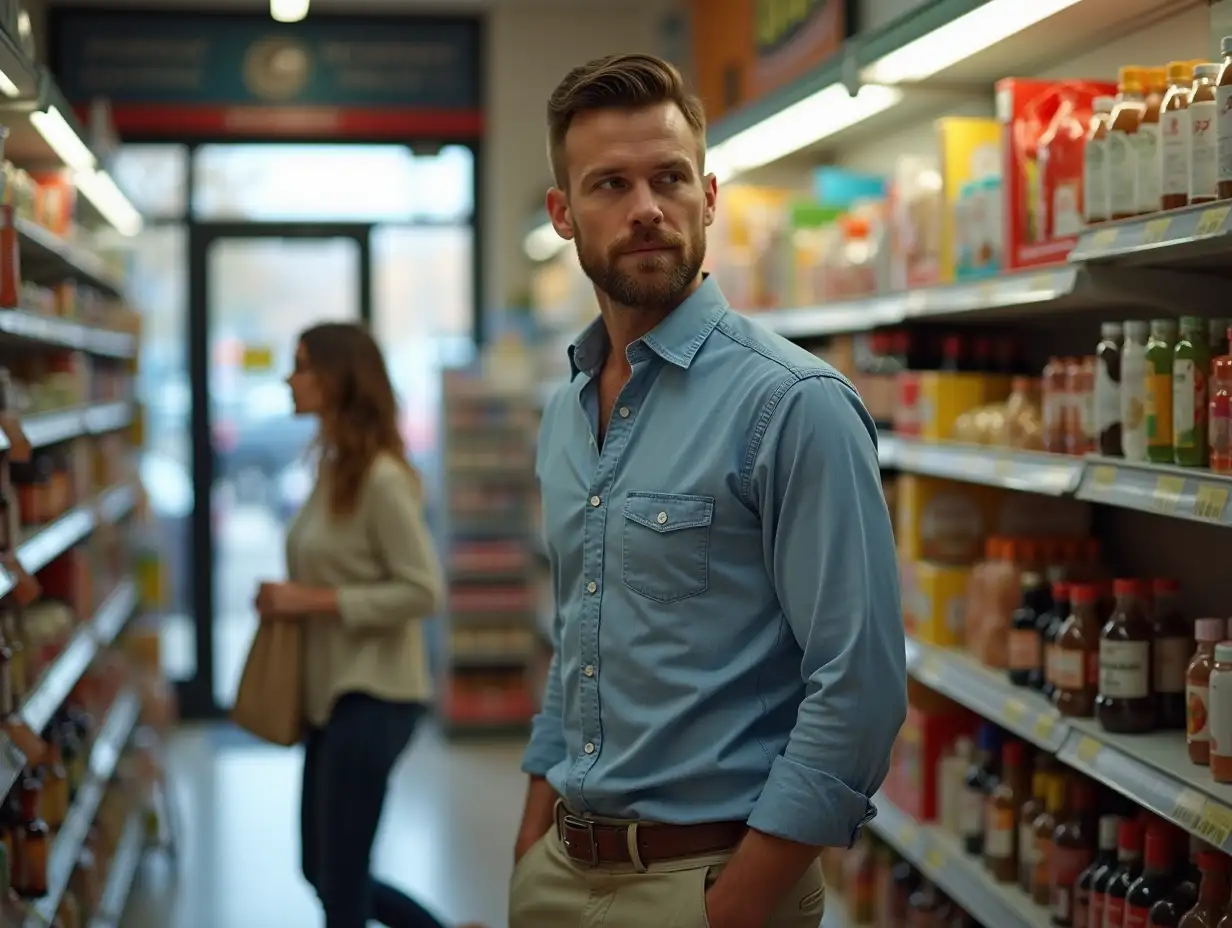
[1214,394,1232,458]
[1090,891,1106,928]
[1155,636,1190,693]
[1210,670,1232,756]
[1050,845,1093,920]
[986,806,1015,860]
[1105,896,1126,928]
[1125,905,1152,928]
[1044,389,1065,436]
[1174,358,1199,449]
[1189,682,1212,741]
[1019,823,1040,886]
[1121,350,1148,460]
[1218,84,1232,185]
[1053,649,1086,690]
[1162,108,1191,197]
[1073,888,1089,928]
[1134,122,1161,213]
[1095,360,1120,434]
[1079,383,1096,441]
[1100,639,1151,699]
[1192,99,1218,199]
[1107,129,1138,216]
[1084,137,1107,222]
[959,788,983,837]
[1008,628,1042,671]
[1147,371,1173,450]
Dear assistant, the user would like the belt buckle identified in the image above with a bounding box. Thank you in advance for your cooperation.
[560,814,599,867]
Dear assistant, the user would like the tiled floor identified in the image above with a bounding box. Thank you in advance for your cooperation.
[121,720,527,928]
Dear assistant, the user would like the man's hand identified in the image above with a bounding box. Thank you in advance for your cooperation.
[514,776,558,865]
[702,884,772,928]
[702,829,821,928]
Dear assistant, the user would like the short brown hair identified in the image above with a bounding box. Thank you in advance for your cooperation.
[546,53,707,188]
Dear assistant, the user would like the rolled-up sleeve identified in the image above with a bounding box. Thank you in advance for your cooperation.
[745,373,906,847]
[337,463,444,630]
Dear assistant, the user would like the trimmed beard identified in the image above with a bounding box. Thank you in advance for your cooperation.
[575,226,706,312]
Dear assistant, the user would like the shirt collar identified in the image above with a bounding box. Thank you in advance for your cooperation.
[567,274,728,379]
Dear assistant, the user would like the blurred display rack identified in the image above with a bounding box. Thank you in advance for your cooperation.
[86,806,146,928]
[13,480,138,581]
[15,219,125,299]
[439,369,538,736]
[0,309,136,359]
[23,400,133,451]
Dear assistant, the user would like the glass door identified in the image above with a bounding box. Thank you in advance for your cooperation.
[185,223,371,717]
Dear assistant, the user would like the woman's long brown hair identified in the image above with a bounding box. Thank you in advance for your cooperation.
[298,322,414,517]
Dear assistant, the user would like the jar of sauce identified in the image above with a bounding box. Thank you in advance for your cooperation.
[1217,36,1232,201]
[1084,96,1115,225]
[1097,578,1156,733]
[1189,64,1221,205]
[1108,66,1147,220]
[1053,583,1101,717]
[1208,641,1232,784]
[1210,348,1232,474]
[1161,61,1196,210]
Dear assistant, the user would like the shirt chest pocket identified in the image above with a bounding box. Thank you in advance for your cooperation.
[620,491,715,604]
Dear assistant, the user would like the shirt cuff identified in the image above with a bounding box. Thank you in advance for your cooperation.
[747,755,876,848]
[520,713,567,777]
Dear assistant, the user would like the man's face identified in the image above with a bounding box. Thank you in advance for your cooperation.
[547,101,717,312]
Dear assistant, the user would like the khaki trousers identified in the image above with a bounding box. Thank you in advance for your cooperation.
[508,823,825,928]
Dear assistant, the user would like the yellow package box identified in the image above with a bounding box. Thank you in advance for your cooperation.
[936,116,1002,281]
[896,474,995,566]
[918,372,1012,443]
[901,560,970,648]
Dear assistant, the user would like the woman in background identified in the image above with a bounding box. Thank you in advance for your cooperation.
[253,322,483,928]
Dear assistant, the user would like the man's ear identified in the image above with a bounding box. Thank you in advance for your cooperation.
[702,172,718,228]
[546,187,574,241]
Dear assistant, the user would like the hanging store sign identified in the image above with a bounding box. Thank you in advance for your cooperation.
[49,11,482,139]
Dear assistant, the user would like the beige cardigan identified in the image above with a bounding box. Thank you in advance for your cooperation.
[286,453,443,726]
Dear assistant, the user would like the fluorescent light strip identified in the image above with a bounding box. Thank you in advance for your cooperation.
[75,169,143,237]
[29,107,97,172]
[861,0,1085,84]
[0,69,19,98]
[271,0,310,23]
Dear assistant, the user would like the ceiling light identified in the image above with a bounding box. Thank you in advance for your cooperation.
[862,0,1085,84]
[0,70,19,98]
[75,169,143,237]
[29,106,96,172]
[270,0,310,23]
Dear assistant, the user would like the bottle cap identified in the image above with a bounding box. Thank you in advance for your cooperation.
[1144,823,1172,869]
[1070,583,1098,604]
[1196,63,1223,81]
[1003,739,1025,767]
[1196,618,1226,643]
[1051,580,1070,601]
[1118,66,1145,92]
[1214,641,1232,663]
[1124,320,1149,340]
[1151,577,1181,595]
[1222,36,1232,57]
[1098,814,1122,850]
[1100,321,1124,339]
[1112,578,1143,597]
[1118,818,1145,851]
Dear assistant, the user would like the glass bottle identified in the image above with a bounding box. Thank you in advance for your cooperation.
[1126,823,1178,926]
[1049,777,1096,927]
[1076,813,1121,928]
[1097,577,1157,734]
[15,772,48,899]
[41,738,68,833]
[1009,572,1049,687]
[960,724,999,857]
[1105,818,1147,928]
[1146,319,1178,464]
[1019,758,1052,894]
[985,739,1027,883]
[1174,315,1211,467]
[1054,583,1102,717]
[1189,618,1227,765]
[1031,774,1066,906]
[1179,851,1230,927]
[1151,577,1190,730]
[1040,581,1072,697]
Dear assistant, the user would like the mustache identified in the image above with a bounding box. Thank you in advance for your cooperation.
[612,231,685,253]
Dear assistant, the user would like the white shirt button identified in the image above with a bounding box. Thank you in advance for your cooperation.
[656,511,668,525]
[590,495,601,507]
[619,406,630,418]
[584,742,595,754]
[584,664,595,677]
[587,581,598,594]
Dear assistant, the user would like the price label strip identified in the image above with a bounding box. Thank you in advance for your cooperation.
[923,846,945,871]
[1196,205,1232,237]
[1090,464,1117,493]
[1003,697,1027,726]
[1153,475,1186,515]
[1142,217,1173,245]
[993,456,1013,480]
[1193,483,1230,522]
[1197,801,1232,849]
[1171,788,1207,833]
[1091,228,1118,250]
[1076,736,1103,764]
[1033,714,1057,741]
[897,821,919,848]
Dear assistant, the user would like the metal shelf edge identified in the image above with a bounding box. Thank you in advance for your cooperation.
[87,809,146,928]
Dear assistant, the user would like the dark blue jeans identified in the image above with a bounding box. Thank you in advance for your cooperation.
[301,693,449,928]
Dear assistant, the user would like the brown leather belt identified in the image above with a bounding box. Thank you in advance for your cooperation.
[555,805,746,867]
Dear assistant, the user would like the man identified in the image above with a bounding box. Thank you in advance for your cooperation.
[511,53,906,928]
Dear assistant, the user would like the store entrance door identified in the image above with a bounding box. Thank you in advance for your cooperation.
[184,223,372,718]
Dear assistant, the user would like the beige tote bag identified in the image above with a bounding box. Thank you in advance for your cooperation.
[231,619,304,747]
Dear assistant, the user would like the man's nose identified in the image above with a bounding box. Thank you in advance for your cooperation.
[628,182,664,226]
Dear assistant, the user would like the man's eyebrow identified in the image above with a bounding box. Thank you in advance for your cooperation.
[581,158,693,184]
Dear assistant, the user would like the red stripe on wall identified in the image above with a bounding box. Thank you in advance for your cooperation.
[77,104,484,139]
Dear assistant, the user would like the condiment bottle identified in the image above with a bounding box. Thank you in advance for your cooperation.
[887,857,920,928]
[1096,322,1124,457]
[1019,757,1052,893]
[1178,851,1229,927]
[1109,67,1148,219]
[1174,316,1211,467]
[1071,357,1096,455]
[1217,37,1232,200]
[1105,817,1147,928]
[1050,777,1095,927]
[1043,356,1069,454]
[907,878,946,926]
[1126,823,1177,927]
[1085,96,1115,224]
[1162,61,1197,210]
[1097,577,1157,734]
[1077,813,1122,928]
[846,834,876,922]
[1138,67,1166,215]
[1150,578,1190,730]
[960,724,999,855]
[1009,572,1048,687]
[15,773,47,899]
[41,740,68,832]
[1188,619,1225,765]
[985,739,1027,883]
[1146,319,1178,464]
[1031,773,1066,906]
[1040,581,1072,697]
[1210,340,1232,474]
[1208,641,1232,784]
[1053,582,1102,717]
[1212,318,1232,358]
[1122,320,1151,462]
[1189,64,1221,204]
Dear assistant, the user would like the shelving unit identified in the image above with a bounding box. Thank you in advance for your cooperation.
[439,368,539,736]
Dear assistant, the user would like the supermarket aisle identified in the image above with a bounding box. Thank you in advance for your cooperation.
[121,721,525,928]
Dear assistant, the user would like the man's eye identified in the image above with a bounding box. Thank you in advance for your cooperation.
[658,172,683,184]
[597,178,625,190]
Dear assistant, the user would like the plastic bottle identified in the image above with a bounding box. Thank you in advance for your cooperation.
[1121,320,1151,461]
[1209,641,1232,784]
[1109,67,1148,218]
[1210,339,1232,474]
[1146,319,1178,464]
[1188,619,1226,766]
[1189,64,1221,205]
[1174,315,1211,467]
[1084,96,1115,225]
[1217,37,1232,200]
[1096,321,1124,456]
[1137,67,1166,215]
[1161,61,1196,210]
[1097,577,1157,734]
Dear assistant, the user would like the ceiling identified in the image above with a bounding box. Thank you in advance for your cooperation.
[44,0,642,8]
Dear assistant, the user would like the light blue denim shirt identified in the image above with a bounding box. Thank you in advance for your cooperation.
[524,275,906,847]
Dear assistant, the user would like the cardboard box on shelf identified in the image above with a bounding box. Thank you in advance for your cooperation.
[889,155,944,290]
[883,681,977,823]
[917,371,1011,442]
[895,474,992,566]
[901,559,970,648]
[936,117,1003,281]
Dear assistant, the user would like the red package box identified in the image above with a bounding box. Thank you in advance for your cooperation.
[996,77,1117,269]
[883,682,978,823]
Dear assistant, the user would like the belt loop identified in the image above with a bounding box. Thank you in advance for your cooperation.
[626,822,648,873]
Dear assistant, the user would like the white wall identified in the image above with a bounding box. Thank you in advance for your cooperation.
[483,1,681,311]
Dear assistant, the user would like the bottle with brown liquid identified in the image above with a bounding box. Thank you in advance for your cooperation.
[1054,583,1102,717]
[1161,61,1196,210]
[1126,822,1177,926]
[1085,96,1115,224]
[1109,67,1148,219]
[1105,818,1147,928]
[1098,578,1157,733]
[1189,618,1228,765]
[1137,67,1166,215]
[1151,577,1190,730]
[41,738,68,833]
[1009,573,1049,687]
[1050,777,1096,927]
[14,771,48,898]
[985,739,1027,883]
[1019,758,1053,893]
[1032,774,1066,906]
[1179,851,1230,927]
[1076,813,1121,928]
[1040,582,1072,698]
[1189,64,1221,205]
